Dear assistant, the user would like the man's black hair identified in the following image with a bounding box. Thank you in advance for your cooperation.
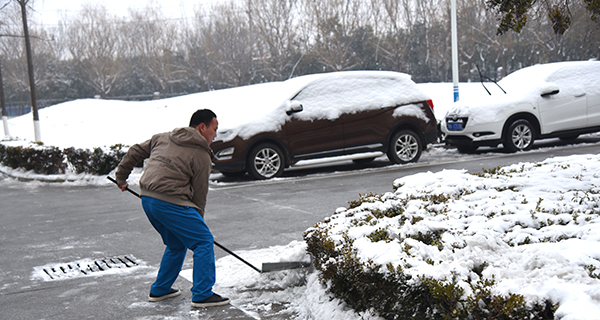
[189,109,217,127]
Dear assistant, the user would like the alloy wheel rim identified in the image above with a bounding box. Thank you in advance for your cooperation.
[254,148,281,178]
[512,124,532,149]
[395,134,418,161]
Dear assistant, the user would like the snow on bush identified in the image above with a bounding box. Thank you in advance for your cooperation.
[305,154,600,320]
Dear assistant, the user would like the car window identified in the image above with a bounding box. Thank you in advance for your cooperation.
[292,76,418,121]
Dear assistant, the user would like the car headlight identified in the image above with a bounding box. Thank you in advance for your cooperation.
[214,147,235,160]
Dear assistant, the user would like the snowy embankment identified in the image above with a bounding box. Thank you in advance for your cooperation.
[302,153,600,319]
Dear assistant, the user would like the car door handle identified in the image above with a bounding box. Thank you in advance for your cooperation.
[575,93,586,98]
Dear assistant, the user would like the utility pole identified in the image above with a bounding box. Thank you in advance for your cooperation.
[18,0,41,142]
[0,58,9,137]
[451,0,459,102]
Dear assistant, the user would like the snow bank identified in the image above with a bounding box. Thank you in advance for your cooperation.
[311,154,600,319]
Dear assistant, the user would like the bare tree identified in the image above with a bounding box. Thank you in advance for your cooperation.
[245,0,302,80]
[303,0,369,71]
[372,0,411,72]
[65,4,122,98]
[191,3,256,88]
[0,2,29,95]
[180,6,212,91]
[122,5,186,95]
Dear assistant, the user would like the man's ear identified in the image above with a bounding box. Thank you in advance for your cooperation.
[195,123,205,132]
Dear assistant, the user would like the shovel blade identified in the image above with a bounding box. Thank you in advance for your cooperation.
[261,261,311,273]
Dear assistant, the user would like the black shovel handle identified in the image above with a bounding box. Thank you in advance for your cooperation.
[213,241,262,273]
[107,176,141,198]
[106,176,263,273]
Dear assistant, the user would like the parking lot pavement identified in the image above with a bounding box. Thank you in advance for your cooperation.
[0,183,259,320]
[1,269,258,319]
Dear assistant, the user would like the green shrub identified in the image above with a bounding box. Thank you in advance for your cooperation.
[63,147,90,174]
[466,278,556,319]
[89,144,127,175]
[305,218,557,320]
[0,145,65,174]
[1,143,128,175]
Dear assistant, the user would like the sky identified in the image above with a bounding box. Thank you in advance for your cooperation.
[31,0,231,27]
[4,70,600,319]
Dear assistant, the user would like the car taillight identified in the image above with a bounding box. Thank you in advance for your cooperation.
[426,99,434,110]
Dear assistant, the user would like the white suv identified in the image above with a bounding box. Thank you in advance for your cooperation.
[442,61,600,153]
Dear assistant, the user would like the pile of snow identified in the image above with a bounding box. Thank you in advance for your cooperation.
[180,240,383,320]
[313,153,600,320]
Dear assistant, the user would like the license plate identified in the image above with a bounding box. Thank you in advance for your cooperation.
[447,122,463,131]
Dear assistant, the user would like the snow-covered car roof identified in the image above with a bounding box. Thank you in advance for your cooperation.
[446,60,600,119]
[211,70,430,142]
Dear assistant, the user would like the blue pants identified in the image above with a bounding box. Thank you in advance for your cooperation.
[141,196,215,301]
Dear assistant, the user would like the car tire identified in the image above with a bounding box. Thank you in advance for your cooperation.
[504,119,534,152]
[247,143,285,179]
[387,130,422,164]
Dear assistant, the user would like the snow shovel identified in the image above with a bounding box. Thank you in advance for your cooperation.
[107,176,310,273]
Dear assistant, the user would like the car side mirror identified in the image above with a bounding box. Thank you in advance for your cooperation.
[541,88,559,98]
[286,101,303,115]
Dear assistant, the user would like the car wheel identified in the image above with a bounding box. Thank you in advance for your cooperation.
[504,119,534,152]
[387,130,422,164]
[247,143,285,179]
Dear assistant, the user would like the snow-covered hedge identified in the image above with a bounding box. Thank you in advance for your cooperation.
[0,143,65,174]
[0,142,127,175]
[305,154,600,320]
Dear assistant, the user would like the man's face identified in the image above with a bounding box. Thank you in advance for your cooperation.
[198,118,219,145]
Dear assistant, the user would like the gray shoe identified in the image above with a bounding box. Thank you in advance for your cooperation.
[191,293,230,307]
[148,288,181,302]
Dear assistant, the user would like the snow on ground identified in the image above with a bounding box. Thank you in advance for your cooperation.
[314,153,600,320]
[4,78,600,319]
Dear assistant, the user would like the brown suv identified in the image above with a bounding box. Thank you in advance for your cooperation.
[211,71,437,179]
